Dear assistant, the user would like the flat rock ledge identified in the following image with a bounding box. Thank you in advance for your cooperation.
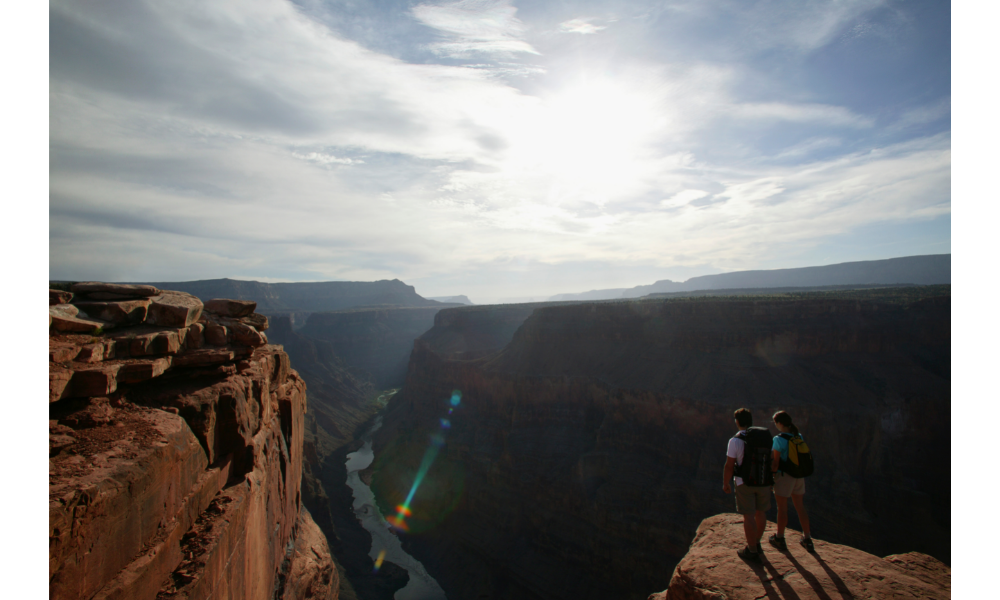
[648,514,949,600]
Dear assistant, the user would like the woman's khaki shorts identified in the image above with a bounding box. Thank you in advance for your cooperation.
[773,472,806,497]
[735,484,771,515]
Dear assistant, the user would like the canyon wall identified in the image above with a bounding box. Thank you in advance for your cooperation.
[139,278,449,314]
[300,307,446,389]
[49,284,337,600]
[371,291,950,600]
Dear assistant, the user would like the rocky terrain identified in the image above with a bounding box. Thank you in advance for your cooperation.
[648,514,949,600]
[49,283,337,600]
[370,288,950,600]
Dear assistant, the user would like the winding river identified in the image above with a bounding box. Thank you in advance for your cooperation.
[345,413,447,600]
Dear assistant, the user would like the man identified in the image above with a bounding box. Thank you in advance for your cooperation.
[723,408,772,562]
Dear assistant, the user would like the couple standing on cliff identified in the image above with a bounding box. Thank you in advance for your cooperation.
[723,408,813,563]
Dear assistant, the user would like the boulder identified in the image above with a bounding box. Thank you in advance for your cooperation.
[187,323,205,349]
[67,364,121,398]
[129,331,181,357]
[204,298,257,318]
[205,323,228,346]
[50,306,110,334]
[70,282,160,297]
[118,358,172,384]
[50,289,74,305]
[50,365,73,403]
[229,322,267,347]
[146,291,203,328]
[75,299,151,326]
[648,514,950,600]
[243,312,269,331]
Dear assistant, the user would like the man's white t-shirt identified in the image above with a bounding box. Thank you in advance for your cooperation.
[727,435,746,487]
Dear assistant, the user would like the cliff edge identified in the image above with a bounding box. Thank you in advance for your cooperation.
[49,283,337,600]
[650,514,950,600]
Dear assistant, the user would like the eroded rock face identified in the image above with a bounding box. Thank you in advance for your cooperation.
[49,284,337,600]
[371,293,950,600]
[648,514,949,600]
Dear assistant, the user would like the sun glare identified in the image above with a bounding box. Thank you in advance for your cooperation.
[500,78,666,208]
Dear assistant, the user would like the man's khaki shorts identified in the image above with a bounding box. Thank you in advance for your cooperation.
[735,484,771,515]
[773,472,806,498]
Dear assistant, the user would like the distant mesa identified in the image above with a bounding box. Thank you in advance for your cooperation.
[427,295,474,305]
[121,278,461,316]
[548,254,951,301]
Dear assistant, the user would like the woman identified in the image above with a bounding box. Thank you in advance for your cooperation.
[768,410,814,552]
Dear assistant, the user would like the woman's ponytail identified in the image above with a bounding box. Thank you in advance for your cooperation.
[772,410,800,436]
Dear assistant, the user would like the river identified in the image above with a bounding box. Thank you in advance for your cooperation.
[345,413,447,600]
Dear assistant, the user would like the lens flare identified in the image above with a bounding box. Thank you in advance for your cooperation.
[372,549,386,572]
[383,390,463,533]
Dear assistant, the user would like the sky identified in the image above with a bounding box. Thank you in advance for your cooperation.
[48,0,952,303]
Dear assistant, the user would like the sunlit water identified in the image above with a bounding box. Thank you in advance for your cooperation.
[345,415,447,600]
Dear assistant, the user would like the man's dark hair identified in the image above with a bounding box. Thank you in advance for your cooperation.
[734,408,753,428]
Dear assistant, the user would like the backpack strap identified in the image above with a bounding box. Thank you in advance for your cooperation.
[778,432,794,440]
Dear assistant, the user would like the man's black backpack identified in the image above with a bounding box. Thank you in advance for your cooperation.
[734,427,775,487]
[778,432,814,478]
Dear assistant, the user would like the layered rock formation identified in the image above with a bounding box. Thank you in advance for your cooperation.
[649,514,949,600]
[49,283,337,600]
[138,278,450,314]
[371,289,950,600]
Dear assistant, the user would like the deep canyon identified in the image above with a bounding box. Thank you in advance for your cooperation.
[51,274,950,600]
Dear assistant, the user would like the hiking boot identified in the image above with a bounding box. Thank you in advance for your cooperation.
[737,546,762,563]
[768,534,787,551]
[800,537,815,552]
[757,542,764,555]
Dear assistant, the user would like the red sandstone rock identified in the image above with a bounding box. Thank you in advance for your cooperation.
[71,282,161,297]
[119,357,172,383]
[648,514,949,600]
[76,299,151,326]
[51,289,74,305]
[50,340,79,363]
[244,312,269,331]
[51,305,110,333]
[230,321,267,347]
[75,341,115,363]
[68,364,121,398]
[130,331,182,356]
[187,323,205,349]
[281,509,338,600]
[205,298,257,318]
[50,365,73,402]
[49,409,208,600]
[205,323,227,346]
[147,291,204,328]
[171,348,236,368]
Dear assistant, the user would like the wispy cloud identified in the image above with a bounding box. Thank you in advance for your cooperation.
[558,18,607,35]
[412,0,539,57]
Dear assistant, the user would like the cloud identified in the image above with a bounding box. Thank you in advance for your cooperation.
[558,19,607,34]
[412,0,539,57]
[48,0,950,301]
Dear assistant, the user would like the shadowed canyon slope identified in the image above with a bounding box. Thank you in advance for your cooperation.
[370,288,950,600]
[49,284,337,600]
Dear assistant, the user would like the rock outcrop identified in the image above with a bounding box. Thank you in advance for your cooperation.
[49,286,337,600]
[371,289,950,600]
[649,514,949,600]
